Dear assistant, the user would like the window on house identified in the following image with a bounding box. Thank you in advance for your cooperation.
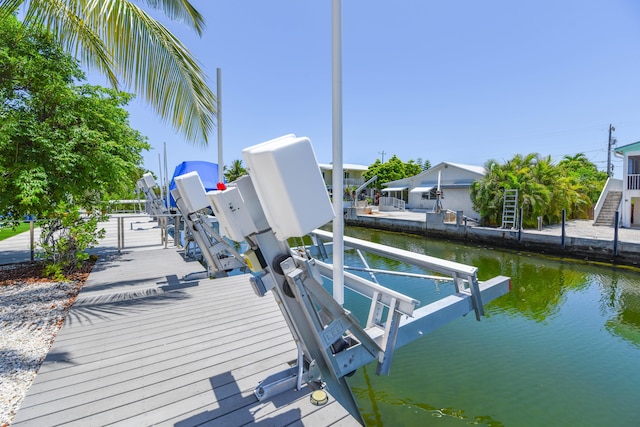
[421,188,444,200]
[629,156,640,174]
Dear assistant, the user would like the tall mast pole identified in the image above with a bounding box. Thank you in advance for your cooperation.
[164,142,169,210]
[217,68,224,184]
[332,0,344,305]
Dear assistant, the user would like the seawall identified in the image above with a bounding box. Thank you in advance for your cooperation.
[345,211,640,268]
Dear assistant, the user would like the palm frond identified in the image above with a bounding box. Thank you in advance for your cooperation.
[20,0,118,87]
[5,0,214,145]
[0,0,26,20]
[86,0,215,145]
[137,0,205,35]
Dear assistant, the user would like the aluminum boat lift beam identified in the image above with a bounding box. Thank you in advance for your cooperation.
[136,173,170,218]
[200,135,511,425]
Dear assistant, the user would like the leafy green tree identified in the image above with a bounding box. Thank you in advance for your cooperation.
[0,15,149,272]
[469,159,505,226]
[364,155,423,189]
[1,14,150,216]
[224,159,248,183]
[416,157,432,171]
[0,0,214,145]
[404,159,423,177]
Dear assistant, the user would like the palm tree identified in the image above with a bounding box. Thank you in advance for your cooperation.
[558,152,608,218]
[0,0,215,145]
[470,159,505,225]
[224,159,247,183]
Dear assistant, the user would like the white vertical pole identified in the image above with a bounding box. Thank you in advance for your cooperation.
[217,68,224,184]
[332,0,344,305]
[164,142,169,210]
[158,153,164,207]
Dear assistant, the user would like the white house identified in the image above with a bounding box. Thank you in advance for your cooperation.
[615,141,640,228]
[382,162,485,219]
[318,163,369,192]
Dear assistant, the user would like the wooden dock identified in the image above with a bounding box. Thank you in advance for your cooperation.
[11,215,360,426]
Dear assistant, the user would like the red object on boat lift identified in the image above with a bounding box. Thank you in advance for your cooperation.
[217,182,227,191]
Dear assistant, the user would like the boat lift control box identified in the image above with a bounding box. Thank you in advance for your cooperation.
[207,186,258,242]
[242,135,335,241]
[173,171,210,214]
[141,172,156,188]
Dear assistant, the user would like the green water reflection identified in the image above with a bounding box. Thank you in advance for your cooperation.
[335,227,640,427]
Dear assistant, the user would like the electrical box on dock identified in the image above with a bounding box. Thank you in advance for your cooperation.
[173,171,210,214]
[142,172,156,188]
[207,186,258,242]
[242,135,335,241]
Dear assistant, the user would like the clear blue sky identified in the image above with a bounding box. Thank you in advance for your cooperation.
[104,0,640,180]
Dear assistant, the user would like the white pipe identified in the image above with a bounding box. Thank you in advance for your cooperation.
[331,0,344,305]
[217,68,224,184]
[158,153,164,206]
[164,142,169,210]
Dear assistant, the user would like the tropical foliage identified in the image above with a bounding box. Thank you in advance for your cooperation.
[0,0,215,145]
[224,159,248,183]
[557,153,608,218]
[39,204,107,279]
[364,155,423,189]
[0,15,149,272]
[470,153,607,227]
[0,14,150,216]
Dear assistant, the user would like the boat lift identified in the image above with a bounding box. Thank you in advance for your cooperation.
[136,173,171,218]
[136,170,246,277]
[198,134,511,425]
[170,172,246,278]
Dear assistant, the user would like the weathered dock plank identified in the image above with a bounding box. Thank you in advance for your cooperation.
[12,227,360,426]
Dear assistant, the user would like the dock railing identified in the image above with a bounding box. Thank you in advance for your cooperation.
[379,196,405,211]
[5,213,182,263]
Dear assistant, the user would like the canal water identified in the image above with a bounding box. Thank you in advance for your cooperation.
[326,226,640,427]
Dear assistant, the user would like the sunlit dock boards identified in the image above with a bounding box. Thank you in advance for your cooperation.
[12,242,360,426]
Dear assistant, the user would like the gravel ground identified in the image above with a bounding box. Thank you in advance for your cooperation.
[0,263,88,427]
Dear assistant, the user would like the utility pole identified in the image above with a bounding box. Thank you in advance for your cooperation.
[607,124,616,177]
[378,150,386,163]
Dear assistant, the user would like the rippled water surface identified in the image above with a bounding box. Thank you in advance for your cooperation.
[327,227,640,427]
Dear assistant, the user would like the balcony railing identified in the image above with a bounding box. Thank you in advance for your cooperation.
[344,178,365,187]
[628,174,640,190]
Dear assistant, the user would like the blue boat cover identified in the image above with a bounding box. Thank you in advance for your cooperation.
[168,161,222,207]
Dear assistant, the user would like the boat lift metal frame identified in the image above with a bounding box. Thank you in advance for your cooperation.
[169,176,246,278]
[206,169,510,426]
[136,173,170,219]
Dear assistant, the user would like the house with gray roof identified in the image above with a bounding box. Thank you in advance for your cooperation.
[382,162,485,219]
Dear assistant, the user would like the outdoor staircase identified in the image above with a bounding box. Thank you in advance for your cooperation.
[501,189,519,229]
[595,191,622,227]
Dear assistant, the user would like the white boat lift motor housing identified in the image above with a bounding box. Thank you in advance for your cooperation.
[241,134,335,240]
